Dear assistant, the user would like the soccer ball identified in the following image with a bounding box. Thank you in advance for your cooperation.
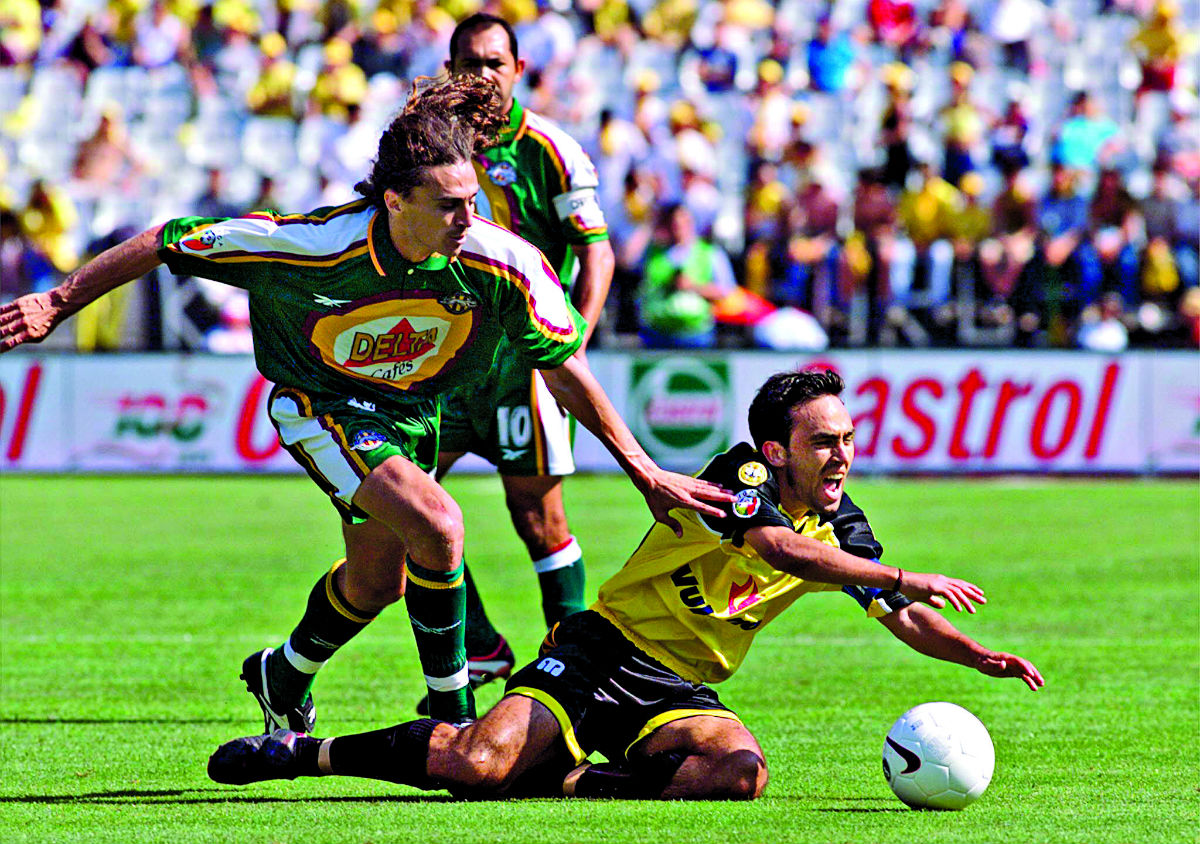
[882,701,995,810]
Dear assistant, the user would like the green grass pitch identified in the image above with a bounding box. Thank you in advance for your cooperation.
[1,473,1196,844]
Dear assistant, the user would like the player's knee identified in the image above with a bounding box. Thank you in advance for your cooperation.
[446,732,516,792]
[716,750,768,800]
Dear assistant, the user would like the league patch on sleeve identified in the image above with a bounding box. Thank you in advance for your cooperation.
[351,430,388,451]
[732,489,762,518]
[737,461,768,486]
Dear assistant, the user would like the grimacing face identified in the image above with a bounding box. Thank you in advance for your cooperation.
[448,24,524,115]
[763,394,855,516]
[384,160,478,262]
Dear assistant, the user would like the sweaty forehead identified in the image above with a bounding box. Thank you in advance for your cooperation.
[788,395,852,440]
[419,161,479,198]
[456,25,512,60]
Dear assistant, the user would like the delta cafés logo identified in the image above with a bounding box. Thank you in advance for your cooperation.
[629,358,731,469]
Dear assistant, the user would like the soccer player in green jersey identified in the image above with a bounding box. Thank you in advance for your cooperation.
[0,75,730,728]
[208,369,1043,799]
[429,13,618,698]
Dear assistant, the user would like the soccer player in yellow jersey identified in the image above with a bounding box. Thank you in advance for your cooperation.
[208,369,1044,799]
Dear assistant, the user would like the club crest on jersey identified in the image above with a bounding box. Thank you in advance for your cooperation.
[486,161,518,186]
[438,293,479,315]
[732,489,761,518]
[351,430,387,451]
[180,227,224,251]
[737,461,768,487]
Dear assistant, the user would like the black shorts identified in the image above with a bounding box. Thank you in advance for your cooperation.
[503,611,740,764]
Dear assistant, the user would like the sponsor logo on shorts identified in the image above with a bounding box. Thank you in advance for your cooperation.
[536,657,565,676]
[732,489,761,518]
[486,161,518,186]
[351,430,387,451]
[737,461,768,486]
[438,292,479,315]
[500,447,529,461]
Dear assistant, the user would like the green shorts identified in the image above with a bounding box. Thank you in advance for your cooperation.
[268,384,439,524]
[439,347,575,477]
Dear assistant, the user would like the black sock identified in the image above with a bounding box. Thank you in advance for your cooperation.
[568,751,688,798]
[324,719,441,788]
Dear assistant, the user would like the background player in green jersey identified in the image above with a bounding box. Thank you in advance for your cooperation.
[0,76,730,728]
[432,13,619,696]
[208,369,1043,799]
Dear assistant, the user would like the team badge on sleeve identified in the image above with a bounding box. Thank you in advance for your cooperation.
[351,430,387,451]
[732,489,762,518]
[487,161,518,186]
[737,461,768,486]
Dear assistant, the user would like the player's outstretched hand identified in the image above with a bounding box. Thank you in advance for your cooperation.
[976,650,1045,691]
[639,468,733,537]
[901,572,988,614]
[0,292,62,352]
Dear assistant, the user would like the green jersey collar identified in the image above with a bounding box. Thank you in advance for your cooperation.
[368,209,452,277]
[497,99,527,146]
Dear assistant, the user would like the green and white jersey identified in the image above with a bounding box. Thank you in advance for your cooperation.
[158,200,584,411]
[473,99,608,288]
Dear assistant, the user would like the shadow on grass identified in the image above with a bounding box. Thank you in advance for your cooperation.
[813,797,908,813]
[0,788,456,805]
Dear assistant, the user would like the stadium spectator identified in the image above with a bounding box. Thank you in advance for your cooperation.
[0,75,729,732]
[208,368,1042,800]
[979,160,1038,321]
[1035,161,1097,345]
[1050,92,1122,174]
[1138,158,1197,343]
[805,13,858,96]
[246,31,298,118]
[1128,0,1194,105]
[0,208,56,298]
[1085,166,1143,308]
[780,160,842,333]
[878,61,917,191]
[939,61,986,187]
[889,162,958,344]
[637,202,737,349]
[839,167,900,346]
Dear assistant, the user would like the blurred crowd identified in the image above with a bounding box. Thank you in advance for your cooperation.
[1,0,1198,352]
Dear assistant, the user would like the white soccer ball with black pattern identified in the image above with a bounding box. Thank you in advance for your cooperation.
[882,701,995,810]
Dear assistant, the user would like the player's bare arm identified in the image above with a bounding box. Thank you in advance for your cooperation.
[743,524,987,613]
[541,353,733,533]
[569,239,615,350]
[878,602,1045,691]
[0,225,165,351]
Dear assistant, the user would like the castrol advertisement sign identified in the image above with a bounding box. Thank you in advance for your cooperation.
[0,351,1196,474]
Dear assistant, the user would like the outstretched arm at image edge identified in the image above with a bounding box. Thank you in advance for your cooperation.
[879,603,1045,691]
[0,225,165,351]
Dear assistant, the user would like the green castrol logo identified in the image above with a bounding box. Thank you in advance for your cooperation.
[630,358,730,469]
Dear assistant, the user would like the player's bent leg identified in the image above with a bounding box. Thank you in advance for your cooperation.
[434,449,465,482]
[428,692,568,794]
[353,455,474,721]
[633,715,768,800]
[501,474,585,626]
[352,454,464,573]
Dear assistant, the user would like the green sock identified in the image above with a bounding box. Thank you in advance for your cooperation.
[405,558,474,722]
[268,559,377,706]
[462,559,502,655]
[533,537,585,627]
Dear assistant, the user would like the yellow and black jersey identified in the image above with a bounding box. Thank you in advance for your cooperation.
[594,442,911,684]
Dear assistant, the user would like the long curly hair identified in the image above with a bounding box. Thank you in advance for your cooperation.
[355,74,505,204]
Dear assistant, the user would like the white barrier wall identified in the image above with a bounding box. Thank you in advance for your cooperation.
[1,351,1196,474]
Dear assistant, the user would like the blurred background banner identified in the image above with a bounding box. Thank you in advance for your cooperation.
[1,350,1195,474]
